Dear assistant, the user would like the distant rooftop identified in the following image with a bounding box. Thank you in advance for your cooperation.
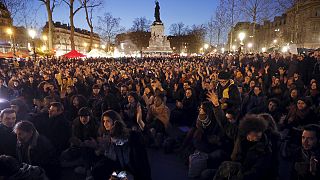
[43,21,100,38]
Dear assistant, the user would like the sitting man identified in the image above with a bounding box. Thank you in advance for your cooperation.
[14,121,59,179]
[61,107,98,172]
[291,124,320,179]
[0,108,17,157]
[215,71,241,114]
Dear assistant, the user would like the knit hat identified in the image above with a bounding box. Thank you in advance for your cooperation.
[78,107,91,116]
[218,71,231,80]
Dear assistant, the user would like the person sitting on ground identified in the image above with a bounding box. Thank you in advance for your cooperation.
[290,124,320,179]
[91,110,151,180]
[215,71,241,114]
[0,108,17,157]
[207,92,275,180]
[14,121,59,179]
[146,94,171,147]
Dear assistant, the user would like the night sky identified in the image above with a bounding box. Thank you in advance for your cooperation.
[33,0,218,34]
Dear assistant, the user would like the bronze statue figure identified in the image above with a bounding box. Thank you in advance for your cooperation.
[154,1,162,23]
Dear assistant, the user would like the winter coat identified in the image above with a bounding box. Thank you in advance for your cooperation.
[31,113,71,154]
[216,80,241,112]
[16,132,58,169]
[242,92,267,115]
[72,116,98,141]
[232,134,274,180]
[291,148,320,180]
[0,124,17,157]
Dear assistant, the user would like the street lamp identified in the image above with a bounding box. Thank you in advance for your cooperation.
[42,35,48,51]
[101,45,106,49]
[238,32,246,45]
[221,48,225,53]
[262,47,266,52]
[28,29,37,60]
[83,42,88,52]
[273,39,277,44]
[6,28,16,55]
[204,44,209,50]
[232,45,236,52]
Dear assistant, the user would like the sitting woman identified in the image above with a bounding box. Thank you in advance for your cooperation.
[91,110,151,180]
[146,94,171,147]
[282,97,317,129]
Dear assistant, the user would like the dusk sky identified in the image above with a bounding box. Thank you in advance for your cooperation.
[33,0,218,34]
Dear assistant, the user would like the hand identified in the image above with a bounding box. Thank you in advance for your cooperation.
[174,83,179,91]
[310,156,318,175]
[220,98,227,104]
[206,91,219,107]
[176,101,183,108]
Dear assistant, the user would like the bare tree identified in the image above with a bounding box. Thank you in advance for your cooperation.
[39,0,60,50]
[206,16,217,46]
[97,13,124,52]
[216,0,241,49]
[62,0,84,50]
[188,24,207,52]
[130,17,151,32]
[214,4,231,45]
[81,0,102,51]
[169,22,188,36]
[276,0,296,11]
[0,0,28,21]
[239,0,280,43]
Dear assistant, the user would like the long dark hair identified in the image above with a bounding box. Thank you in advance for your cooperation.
[99,110,129,139]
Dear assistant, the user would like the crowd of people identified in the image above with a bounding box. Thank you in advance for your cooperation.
[0,50,319,180]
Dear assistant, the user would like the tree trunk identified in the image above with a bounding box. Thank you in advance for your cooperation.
[217,29,221,45]
[89,27,93,51]
[70,3,75,50]
[45,2,54,50]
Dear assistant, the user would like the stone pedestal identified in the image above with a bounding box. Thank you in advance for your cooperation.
[144,22,172,54]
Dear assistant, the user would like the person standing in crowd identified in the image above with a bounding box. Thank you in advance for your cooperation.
[0,108,17,157]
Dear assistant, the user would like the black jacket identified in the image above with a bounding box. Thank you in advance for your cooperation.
[31,113,71,154]
[113,131,152,180]
[72,116,98,141]
[291,148,320,180]
[16,132,58,167]
[0,124,17,157]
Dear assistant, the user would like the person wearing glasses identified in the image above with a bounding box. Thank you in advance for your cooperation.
[215,71,241,115]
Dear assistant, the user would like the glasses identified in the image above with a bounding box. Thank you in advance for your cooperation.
[219,80,228,84]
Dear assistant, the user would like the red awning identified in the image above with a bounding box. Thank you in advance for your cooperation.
[62,50,86,58]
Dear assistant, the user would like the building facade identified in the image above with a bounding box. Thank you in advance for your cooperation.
[0,2,13,52]
[228,0,320,51]
[43,22,101,53]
